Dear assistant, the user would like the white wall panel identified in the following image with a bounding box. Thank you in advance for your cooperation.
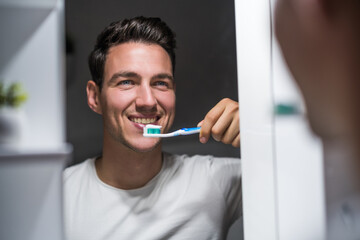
[235,1,278,239]
[0,0,65,150]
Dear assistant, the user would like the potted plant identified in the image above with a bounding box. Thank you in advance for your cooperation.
[0,82,28,146]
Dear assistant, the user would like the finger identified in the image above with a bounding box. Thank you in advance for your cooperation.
[197,120,204,127]
[231,134,240,148]
[210,106,235,141]
[218,112,239,144]
[199,101,227,144]
[210,99,239,142]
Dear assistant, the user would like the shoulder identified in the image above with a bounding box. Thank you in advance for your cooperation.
[63,158,96,183]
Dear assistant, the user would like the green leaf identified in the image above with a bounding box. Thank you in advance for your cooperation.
[0,82,28,108]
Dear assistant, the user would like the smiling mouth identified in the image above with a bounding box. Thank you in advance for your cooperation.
[129,117,159,124]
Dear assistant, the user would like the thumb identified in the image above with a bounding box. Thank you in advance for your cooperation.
[197,120,204,127]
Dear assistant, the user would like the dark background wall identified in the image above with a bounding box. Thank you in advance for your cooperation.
[65,0,239,164]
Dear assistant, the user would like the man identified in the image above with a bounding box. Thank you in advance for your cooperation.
[64,16,241,240]
[275,0,360,239]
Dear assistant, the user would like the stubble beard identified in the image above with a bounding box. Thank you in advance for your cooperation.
[106,123,162,153]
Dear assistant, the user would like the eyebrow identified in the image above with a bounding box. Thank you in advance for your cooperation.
[152,73,174,82]
[107,71,174,85]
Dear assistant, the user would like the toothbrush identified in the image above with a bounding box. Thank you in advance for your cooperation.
[143,124,201,138]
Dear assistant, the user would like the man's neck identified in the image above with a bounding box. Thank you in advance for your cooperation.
[95,136,163,190]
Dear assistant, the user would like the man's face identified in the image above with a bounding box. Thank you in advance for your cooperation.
[98,42,175,152]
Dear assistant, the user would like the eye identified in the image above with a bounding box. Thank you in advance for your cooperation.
[154,81,168,87]
[119,80,133,85]
[153,80,174,90]
[117,80,135,89]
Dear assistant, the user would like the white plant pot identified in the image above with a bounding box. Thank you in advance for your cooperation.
[0,107,25,147]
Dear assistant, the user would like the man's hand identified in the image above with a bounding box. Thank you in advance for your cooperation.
[198,98,240,148]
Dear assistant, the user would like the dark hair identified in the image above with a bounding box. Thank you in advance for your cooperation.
[88,16,176,90]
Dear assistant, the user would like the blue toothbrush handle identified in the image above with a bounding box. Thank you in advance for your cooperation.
[181,127,201,131]
[180,127,201,135]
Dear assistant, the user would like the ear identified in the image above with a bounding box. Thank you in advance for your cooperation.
[86,80,102,115]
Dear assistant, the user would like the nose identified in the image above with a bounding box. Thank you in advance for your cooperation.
[135,83,157,111]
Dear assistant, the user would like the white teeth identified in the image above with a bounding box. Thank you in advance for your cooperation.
[131,117,156,124]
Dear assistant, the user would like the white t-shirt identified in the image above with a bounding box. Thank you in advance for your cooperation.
[63,153,242,240]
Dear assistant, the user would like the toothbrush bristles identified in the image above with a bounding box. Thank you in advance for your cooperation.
[144,124,162,135]
[147,128,161,134]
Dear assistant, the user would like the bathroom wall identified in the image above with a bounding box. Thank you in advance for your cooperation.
[65,0,240,163]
